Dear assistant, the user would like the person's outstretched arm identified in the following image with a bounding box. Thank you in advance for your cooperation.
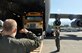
[10,28,41,52]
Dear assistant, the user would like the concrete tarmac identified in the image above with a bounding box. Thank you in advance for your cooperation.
[41,32,82,53]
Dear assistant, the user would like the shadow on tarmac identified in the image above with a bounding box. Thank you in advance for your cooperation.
[50,50,59,53]
[45,34,82,41]
[60,34,82,41]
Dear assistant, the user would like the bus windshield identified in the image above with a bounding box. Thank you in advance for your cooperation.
[26,16,42,20]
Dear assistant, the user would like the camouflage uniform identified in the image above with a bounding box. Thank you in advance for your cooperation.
[0,32,41,53]
[55,29,60,51]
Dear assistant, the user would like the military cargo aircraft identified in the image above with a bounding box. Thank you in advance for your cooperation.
[0,0,82,37]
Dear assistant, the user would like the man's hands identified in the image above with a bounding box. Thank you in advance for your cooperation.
[19,28,33,34]
[19,28,29,34]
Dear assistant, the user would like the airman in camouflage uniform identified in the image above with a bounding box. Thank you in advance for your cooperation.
[0,19,41,53]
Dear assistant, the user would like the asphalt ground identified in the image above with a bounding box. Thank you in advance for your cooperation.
[41,32,82,53]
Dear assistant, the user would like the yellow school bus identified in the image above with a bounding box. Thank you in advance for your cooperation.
[22,12,44,36]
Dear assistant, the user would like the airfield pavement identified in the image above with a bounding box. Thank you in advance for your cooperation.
[41,32,82,53]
